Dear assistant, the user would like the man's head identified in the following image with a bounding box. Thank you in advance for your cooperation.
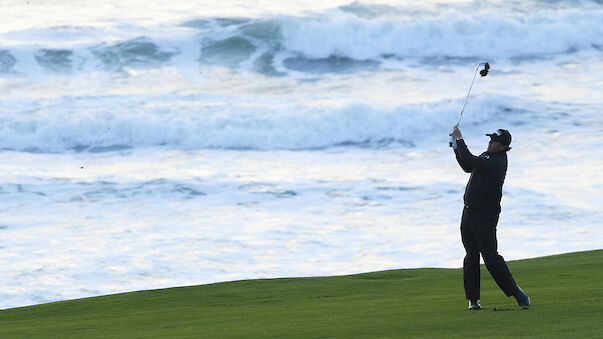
[486,129,512,153]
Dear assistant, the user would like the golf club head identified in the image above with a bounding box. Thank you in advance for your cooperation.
[479,62,490,77]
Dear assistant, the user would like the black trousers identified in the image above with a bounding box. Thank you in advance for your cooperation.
[461,206,518,300]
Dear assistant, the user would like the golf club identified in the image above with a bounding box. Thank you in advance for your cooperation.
[449,62,490,147]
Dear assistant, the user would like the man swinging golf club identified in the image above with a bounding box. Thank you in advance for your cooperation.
[450,125,530,310]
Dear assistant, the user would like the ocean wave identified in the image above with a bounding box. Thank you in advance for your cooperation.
[276,9,603,60]
[0,95,528,152]
[1,4,602,77]
[34,49,77,73]
[92,37,176,72]
[0,50,17,73]
[200,37,257,68]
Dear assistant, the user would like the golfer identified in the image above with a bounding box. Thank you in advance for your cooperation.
[450,126,530,310]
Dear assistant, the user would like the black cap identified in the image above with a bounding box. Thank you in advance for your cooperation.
[486,129,512,146]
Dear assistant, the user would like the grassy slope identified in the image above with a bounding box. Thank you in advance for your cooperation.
[1,250,601,338]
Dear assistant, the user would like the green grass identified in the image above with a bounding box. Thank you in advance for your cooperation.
[1,250,601,338]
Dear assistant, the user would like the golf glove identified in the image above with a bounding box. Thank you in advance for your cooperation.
[449,136,458,149]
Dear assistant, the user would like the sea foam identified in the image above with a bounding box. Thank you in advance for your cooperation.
[0,95,526,152]
[1,5,602,77]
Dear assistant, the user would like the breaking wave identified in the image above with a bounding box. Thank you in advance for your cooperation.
[1,3,602,76]
[0,94,530,152]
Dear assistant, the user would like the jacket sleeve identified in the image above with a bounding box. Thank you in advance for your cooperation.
[453,139,472,173]
[455,139,499,174]
[454,148,472,172]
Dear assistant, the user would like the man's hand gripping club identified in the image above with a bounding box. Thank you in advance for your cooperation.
[449,125,463,149]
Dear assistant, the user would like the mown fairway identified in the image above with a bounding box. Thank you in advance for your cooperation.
[1,250,601,338]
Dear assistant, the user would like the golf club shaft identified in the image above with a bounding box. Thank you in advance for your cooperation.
[456,62,485,127]
[449,62,488,147]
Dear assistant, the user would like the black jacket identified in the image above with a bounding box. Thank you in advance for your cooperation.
[453,139,507,213]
